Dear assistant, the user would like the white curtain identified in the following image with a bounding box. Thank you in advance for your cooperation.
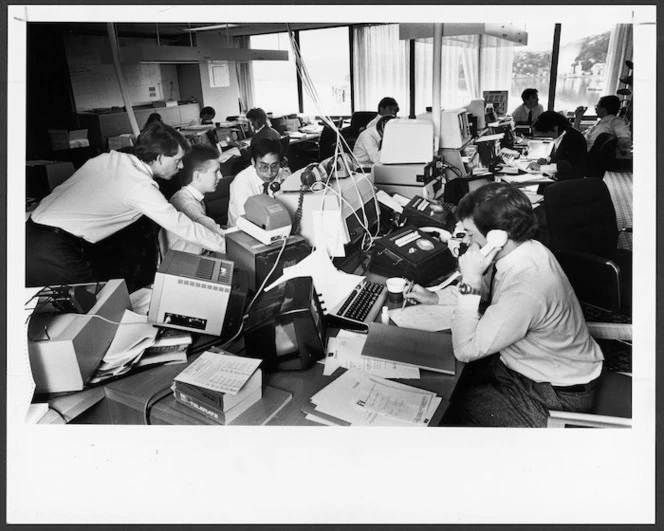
[233,36,254,111]
[479,35,516,93]
[352,25,409,113]
[415,34,485,113]
[603,24,633,95]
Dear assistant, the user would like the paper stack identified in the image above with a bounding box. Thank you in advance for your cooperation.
[172,352,263,425]
[134,328,191,369]
[303,368,441,426]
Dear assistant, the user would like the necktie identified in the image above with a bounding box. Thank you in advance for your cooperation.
[479,264,497,315]
[263,182,270,195]
[527,110,533,125]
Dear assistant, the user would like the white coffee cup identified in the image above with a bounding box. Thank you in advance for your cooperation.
[386,277,407,302]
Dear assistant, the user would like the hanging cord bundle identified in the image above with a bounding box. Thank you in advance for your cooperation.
[286,26,380,253]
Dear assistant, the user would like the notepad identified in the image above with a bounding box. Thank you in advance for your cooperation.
[361,323,456,375]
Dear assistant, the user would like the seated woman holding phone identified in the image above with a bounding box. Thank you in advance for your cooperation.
[405,182,603,427]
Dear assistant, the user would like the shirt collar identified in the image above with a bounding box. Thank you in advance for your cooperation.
[553,129,567,149]
[495,240,533,273]
[255,124,266,133]
[184,184,205,202]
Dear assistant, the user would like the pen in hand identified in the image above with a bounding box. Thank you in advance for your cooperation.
[401,280,413,312]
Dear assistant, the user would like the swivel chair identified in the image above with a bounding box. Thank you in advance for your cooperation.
[586,132,618,179]
[543,177,632,316]
[340,111,378,150]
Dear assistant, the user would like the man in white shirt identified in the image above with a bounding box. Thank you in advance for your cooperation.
[161,144,227,255]
[352,114,395,166]
[511,88,544,125]
[364,97,400,131]
[573,95,632,155]
[228,137,289,226]
[27,122,226,287]
[405,182,603,427]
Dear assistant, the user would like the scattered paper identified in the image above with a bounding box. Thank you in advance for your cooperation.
[310,369,440,426]
[90,310,159,383]
[388,304,454,332]
[324,335,420,379]
[174,351,261,395]
[312,209,346,257]
[129,287,152,315]
[265,248,362,312]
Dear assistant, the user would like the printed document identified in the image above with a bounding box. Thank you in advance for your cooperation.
[388,304,454,332]
[174,351,261,395]
[324,334,420,379]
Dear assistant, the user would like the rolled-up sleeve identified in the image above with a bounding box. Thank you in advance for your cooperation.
[127,183,225,252]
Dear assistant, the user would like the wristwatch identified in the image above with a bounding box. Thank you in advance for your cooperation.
[458,282,481,296]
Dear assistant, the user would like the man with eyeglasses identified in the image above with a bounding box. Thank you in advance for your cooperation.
[228,138,289,226]
[573,95,632,156]
[26,122,227,287]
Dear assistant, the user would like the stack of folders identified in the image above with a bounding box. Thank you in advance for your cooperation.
[172,352,262,425]
[303,368,442,427]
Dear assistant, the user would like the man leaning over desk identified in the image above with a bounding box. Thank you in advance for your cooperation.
[405,182,603,427]
[26,122,226,287]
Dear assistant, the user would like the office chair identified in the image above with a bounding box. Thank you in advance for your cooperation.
[547,371,632,428]
[340,111,378,150]
[544,177,632,316]
[318,124,341,161]
[586,133,618,179]
[548,321,632,428]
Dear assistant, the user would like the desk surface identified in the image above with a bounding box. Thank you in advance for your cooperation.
[101,353,461,426]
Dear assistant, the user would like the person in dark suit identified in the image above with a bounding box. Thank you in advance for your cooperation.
[528,111,587,180]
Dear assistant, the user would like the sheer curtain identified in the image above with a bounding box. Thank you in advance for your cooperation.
[603,24,633,94]
[233,36,254,112]
[479,35,516,93]
[352,24,409,113]
[415,35,481,113]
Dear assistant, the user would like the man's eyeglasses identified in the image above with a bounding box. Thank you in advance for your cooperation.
[256,163,280,173]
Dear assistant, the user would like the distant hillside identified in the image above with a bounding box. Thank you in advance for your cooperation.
[513,31,610,76]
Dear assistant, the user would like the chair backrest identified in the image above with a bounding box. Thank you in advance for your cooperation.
[279,135,290,158]
[587,132,617,178]
[318,125,339,161]
[349,111,377,131]
[544,177,619,257]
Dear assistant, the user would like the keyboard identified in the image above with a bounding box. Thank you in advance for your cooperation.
[326,280,388,333]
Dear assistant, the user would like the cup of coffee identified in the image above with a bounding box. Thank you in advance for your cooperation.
[386,277,407,303]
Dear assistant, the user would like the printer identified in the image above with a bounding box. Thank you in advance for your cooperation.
[148,250,234,336]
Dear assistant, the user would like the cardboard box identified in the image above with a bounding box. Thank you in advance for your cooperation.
[48,129,89,151]
[26,160,76,200]
[27,279,131,394]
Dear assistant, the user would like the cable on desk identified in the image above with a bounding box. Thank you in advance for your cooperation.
[143,384,174,426]
[218,236,290,352]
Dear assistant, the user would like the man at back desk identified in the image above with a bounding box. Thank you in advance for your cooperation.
[405,183,603,427]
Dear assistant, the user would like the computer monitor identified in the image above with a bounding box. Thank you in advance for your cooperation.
[464,99,486,131]
[275,169,379,257]
[214,127,241,148]
[475,136,502,171]
[440,108,472,149]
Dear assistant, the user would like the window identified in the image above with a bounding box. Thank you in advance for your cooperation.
[415,35,477,115]
[353,24,409,115]
[250,32,298,116]
[507,22,555,115]
[299,27,351,116]
[554,21,614,114]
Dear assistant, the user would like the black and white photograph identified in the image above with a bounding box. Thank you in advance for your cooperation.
[5,3,657,525]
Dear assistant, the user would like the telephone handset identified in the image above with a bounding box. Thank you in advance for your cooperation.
[480,229,509,256]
